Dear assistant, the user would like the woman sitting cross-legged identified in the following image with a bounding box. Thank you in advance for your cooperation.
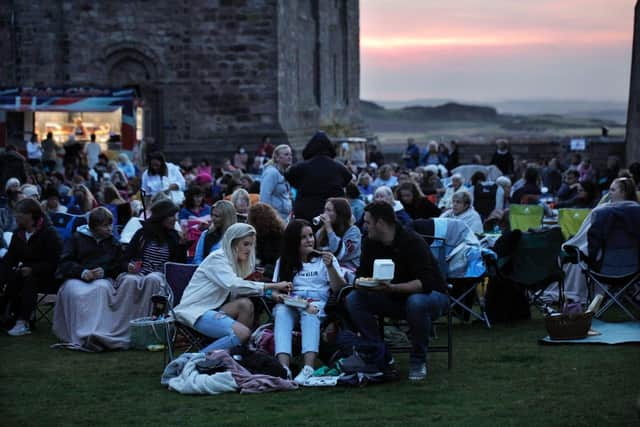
[193,200,237,264]
[273,219,346,384]
[173,223,292,353]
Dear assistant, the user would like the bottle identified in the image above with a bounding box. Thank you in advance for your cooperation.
[586,294,604,314]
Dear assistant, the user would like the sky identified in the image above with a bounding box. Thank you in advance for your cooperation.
[359,0,635,103]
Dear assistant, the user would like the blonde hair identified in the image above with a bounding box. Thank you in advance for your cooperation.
[264,144,291,168]
[231,188,250,209]
[210,200,237,233]
[221,223,256,278]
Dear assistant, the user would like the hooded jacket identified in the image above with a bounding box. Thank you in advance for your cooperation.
[56,225,126,280]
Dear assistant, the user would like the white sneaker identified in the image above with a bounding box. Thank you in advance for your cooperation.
[8,321,31,336]
[294,365,315,385]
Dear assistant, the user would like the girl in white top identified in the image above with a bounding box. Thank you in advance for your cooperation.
[273,219,345,384]
[173,223,291,353]
[141,152,186,197]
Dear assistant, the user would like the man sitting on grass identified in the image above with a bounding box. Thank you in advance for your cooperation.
[346,201,449,381]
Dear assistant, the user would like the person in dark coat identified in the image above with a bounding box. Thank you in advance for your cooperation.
[247,202,285,280]
[285,131,352,222]
[55,207,127,282]
[0,146,29,193]
[491,139,514,177]
[1,198,62,335]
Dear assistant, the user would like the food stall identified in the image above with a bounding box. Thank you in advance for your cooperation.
[0,87,140,150]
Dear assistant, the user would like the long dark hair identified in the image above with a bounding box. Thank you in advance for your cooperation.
[184,185,204,210]
[316,197,352,248]
[147,152,168,177]
[278,219,317,282]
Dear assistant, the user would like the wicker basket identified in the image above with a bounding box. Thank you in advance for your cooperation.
[544,312,594,340]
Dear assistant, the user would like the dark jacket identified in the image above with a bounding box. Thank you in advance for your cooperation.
[286,155,352,221]
[403,197,441,221]
[125,226,187,265]
[588,202,640,273]
[56,225,127,280]
[2,221,62,279]
[491,151,514,176]
[356,225,447,294]
[255,232,283,279]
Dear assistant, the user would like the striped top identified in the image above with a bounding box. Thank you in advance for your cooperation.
[141,241,170,274]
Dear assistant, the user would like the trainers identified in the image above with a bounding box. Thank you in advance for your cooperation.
[408,362,427,381]
[283,365,292,380]
[294,365,315,385]
[8,321,31,337]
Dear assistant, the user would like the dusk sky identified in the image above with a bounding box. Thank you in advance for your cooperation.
[360,0,635,103]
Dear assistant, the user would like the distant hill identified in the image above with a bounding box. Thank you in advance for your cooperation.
[366,98,627,125]
[361,100,498,121]
[360,99,621,134]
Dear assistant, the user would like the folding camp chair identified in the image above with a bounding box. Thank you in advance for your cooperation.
[509,204,544,232]
[558,208,590,241]
[33,293,56,326]
[50,212,87,242]
[163,262,274,362]
[568,203,640,320]
[415,218,493,328]
[494,226,565,311]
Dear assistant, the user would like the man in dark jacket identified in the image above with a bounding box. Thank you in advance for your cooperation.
[285,131,352,222]
[1,198,62,335]
[56,207,127,283]
[346,201,449,381]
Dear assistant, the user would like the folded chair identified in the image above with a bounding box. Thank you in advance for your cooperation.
[578,203,640,320]
[509,204,544,232]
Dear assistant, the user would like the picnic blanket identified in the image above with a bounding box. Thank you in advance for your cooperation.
[540,319,640,344]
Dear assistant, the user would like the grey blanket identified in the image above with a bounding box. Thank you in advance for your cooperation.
[52,272,165,351]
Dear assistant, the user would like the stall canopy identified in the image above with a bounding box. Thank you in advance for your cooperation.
[0,87,138,150]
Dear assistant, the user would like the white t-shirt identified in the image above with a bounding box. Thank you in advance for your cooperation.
[273,255,342,293]
[26,141,43,160]
[84,142,101,168]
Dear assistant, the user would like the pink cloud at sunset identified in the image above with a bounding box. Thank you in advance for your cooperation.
[359,0,635,101]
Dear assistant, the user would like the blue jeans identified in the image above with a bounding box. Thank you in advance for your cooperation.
[274,289,328,356]
[193,310,240,353]
[346,290,449,364]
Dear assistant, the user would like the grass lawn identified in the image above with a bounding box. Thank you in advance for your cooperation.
[1,313,638,427]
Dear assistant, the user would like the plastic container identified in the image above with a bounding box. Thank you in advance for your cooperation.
[129,316,174,350]
[373,259,395,281]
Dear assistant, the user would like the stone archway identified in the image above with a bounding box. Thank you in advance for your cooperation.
[103,44,163,151]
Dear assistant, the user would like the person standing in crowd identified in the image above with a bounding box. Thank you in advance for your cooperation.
[84,133,102,169]
[259,144,293,221]
[141,152,186,197]
[402,138,420,170]
[347,201,448,381]
[0,146,28,191]
[1,198,62,336]
[174,223,291,353]
[272,219,345,383]
[41,132,58,172]
[445,140,459,170]
[285,131,352,222]
[420,141,446,166]
[26,133,43,168]
[491,139,514,177]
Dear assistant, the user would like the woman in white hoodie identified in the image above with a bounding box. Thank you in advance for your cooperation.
[174,223,291,353]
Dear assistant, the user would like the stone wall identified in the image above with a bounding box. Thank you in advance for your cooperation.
[1,0,361,162]
[626,1,640,164]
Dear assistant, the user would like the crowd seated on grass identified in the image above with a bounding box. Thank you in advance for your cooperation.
[1,131,639,388]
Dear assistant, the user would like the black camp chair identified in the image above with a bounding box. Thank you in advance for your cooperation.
[492,226,565,311]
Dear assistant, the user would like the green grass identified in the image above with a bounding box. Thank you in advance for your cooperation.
[1,314,639,427]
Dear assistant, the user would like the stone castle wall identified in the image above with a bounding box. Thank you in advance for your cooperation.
[0,0,362,162]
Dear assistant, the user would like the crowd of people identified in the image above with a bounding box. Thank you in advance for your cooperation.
[1,129,638,384]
